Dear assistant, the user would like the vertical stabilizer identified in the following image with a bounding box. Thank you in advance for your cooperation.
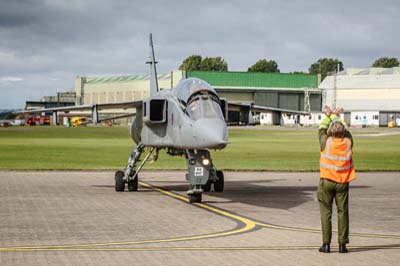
[148,33,159,96]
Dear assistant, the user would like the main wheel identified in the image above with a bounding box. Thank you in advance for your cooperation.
[214,170,224,192]
[115,170,125,192]
[201,180,211,192]
[128,171,138,192]
[188,193,202,203]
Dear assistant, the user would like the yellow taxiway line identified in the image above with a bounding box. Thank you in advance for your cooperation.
[3,245,400,252]
[1,180,399,252]
[0,182,257,252]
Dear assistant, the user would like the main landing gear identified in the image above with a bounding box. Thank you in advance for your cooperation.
[115,143,154,192]
[115,146,225,204]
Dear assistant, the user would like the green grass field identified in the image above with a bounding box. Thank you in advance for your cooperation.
[0,126,399,171]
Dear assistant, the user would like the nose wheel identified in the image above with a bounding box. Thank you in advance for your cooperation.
[214,170,224,192]
[188,193,202,203]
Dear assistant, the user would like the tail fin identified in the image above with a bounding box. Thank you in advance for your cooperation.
[147,33,159,96]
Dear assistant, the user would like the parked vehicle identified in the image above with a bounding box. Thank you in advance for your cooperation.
[71,117,88,127]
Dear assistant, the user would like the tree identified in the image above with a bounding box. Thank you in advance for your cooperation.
[309,58,344,80]
[372,57,399,68]
[179,55,202,71]
[290,71,307,74]
[179,55,228,71]
[200,57,228,71]
[248,59,280,73]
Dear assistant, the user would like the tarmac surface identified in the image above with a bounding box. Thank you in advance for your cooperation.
[0,170,399,266]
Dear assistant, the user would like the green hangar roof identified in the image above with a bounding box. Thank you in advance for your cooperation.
[185,71,319,90]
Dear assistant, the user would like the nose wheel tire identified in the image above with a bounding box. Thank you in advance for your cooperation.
[115,170,125,192]
[128,171,138,191]
[201,180,212,192]
[214,170,224,192]
[188,193,202,203]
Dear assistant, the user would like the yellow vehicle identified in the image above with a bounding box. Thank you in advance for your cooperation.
[388,121,397,128]
[71,117,88,127]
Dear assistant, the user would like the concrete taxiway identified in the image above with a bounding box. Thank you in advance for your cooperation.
[0,171,399,266]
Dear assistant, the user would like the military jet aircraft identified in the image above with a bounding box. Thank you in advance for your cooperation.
[24,34,309,203]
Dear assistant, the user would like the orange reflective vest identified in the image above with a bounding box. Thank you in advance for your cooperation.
[320,137,356,183]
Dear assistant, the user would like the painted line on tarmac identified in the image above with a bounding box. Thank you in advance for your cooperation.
[1,180,399,252]
[254,221,400,240]
[0,181,259,252]
[140,181,400,240]
[2,245,400,252]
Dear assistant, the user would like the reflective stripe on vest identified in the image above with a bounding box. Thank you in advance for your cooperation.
[321,138,351,161]
[320,137,356,183]
[320,162,354,171]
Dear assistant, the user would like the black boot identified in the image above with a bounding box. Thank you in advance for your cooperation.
[319,243,330,253]
[339,244,348,253]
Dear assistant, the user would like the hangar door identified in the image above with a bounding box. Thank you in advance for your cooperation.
[254,91,278,107]
[279,93,300,110]
[254,91,322,111]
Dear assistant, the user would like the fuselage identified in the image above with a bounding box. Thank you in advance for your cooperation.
[130,78,228,150]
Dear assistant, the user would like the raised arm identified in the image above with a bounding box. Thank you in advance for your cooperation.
[318,106,353,151]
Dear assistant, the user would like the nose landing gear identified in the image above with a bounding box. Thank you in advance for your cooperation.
[186,150,224,203]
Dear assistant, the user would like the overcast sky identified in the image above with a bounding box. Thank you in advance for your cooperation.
[0,0,399,109]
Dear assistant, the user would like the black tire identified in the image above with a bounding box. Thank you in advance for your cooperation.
[115,170,125,192]
[128,171,138,192]
[188,193,202,203]
[214,170,224,192]
[201,180,212,192]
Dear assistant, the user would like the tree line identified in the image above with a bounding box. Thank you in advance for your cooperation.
[179,56,400,80]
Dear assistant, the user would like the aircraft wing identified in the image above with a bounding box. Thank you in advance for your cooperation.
[23,100,143,114]
[23,100,143,124]
[228,102,310,115]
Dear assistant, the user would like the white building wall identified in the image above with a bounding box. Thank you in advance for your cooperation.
[351,111,380,127]
[282,114,297,126]
[260,112,273,125]
[300,112,324,126]
[320,71,400,111]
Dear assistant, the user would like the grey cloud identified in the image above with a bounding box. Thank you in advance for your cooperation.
[0,0,399,108]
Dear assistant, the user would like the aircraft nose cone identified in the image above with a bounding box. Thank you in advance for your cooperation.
[194,118,228,149]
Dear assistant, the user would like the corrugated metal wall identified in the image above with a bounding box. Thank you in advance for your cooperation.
[254,91,321,111]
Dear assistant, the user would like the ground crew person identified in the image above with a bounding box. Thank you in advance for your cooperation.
[318,106,356,253]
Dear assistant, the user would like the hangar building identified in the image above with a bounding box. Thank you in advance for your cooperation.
[75,71,184,105]
[320,67,400,127]
[75,70,322,125]
[185,71,321,125]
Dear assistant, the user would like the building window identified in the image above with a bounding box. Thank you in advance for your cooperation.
[308,115,312,120]
[373,115,378,120]
[355,115,359,120]
[318,115,321,120]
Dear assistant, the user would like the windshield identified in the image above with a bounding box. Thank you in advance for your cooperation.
[186,94,224,121]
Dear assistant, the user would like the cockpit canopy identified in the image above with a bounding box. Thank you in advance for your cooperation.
[175,78,224,121]
[185,93,224,121]
[175,78,217,104]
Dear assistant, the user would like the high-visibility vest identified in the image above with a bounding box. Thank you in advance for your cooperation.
[320,137,356,183]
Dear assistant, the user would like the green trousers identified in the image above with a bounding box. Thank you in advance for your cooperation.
[317,178,349,244]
